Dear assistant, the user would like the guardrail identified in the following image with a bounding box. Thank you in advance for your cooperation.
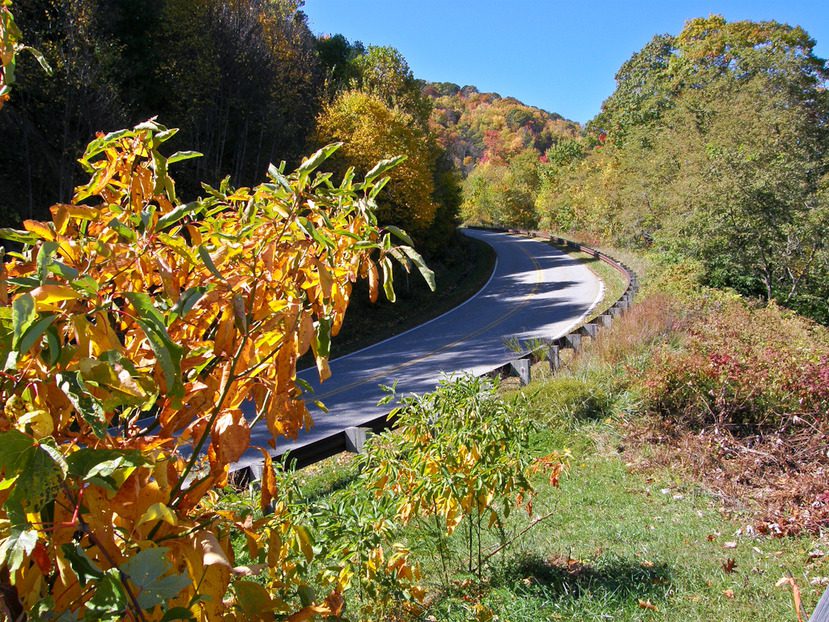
[230,228,638,484]
[471,227,638,384]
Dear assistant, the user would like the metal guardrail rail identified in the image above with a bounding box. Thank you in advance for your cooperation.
[230,228,638,484]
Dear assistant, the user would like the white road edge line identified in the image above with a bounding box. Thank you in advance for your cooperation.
[312,233,501,368]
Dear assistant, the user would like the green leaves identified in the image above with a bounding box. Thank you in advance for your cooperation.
[155,200,203,231]
[381,256,395,303]
[0,430,35,474]
[399,245,436,292]
[0,525,38,573]
[12,293,36,348]
[0,434,68,571]
[66,448,148,492]
[126,293,184,399]
[166,151,203,165]
[0,227,39,245]
[87,570,127,621]
[62,543,104,586]
[313,316,332,360]
[297,142,342,175]
[364,155,406,184]
[121,547,190,610]
[57,371,106,438]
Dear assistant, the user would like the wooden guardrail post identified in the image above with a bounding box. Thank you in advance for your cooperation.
[578,323,599,339]
[563,333,581,351]
[345,426,370,453]
[510,359,531,386]
[547,343,561,372]
[809,586,829,621]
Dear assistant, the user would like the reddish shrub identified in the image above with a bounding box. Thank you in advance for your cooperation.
[643,300,829,434]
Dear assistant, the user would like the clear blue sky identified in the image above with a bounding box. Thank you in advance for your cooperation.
[303,0,829,124]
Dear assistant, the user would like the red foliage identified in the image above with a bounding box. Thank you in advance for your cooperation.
[643,300,829,433]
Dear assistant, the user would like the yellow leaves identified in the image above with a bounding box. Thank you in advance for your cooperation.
[285,591,344,622]
[137,502,178,528]
[49,204,98,234]
[29,284,80,309]
[23,219,54,241]
[197,531,232,569]
[297,313,314,357]
[214,307,237,357]
[315,356,331,383]
[234,580,274,619]
[638,599,659,611]
[177,532,233,621]
[79,357,147,400]
[16,409,53,439]
[443,498,463,535]
[0,120,415,619]
[294,525,314,563]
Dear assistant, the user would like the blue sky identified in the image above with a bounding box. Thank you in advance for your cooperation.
[303,1,829,124]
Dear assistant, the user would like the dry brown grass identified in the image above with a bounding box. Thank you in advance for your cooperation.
[625,413,829,536]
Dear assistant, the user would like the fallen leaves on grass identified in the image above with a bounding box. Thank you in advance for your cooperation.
[637,599,658,611]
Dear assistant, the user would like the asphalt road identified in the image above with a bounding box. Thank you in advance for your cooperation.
[235,229,602,471]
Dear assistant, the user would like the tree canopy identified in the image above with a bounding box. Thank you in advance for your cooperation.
[541,16,829,322]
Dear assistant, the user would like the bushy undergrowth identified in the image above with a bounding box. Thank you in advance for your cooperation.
[224,375,564,620]
[644,300,829,434]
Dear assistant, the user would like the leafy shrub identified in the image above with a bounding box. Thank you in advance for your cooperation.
[211,376,549,620]
[643,300,829,433]
[0,120,432,619]
[361,375,550,581]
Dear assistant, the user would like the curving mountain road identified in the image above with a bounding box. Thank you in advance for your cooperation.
[235,229,602,471]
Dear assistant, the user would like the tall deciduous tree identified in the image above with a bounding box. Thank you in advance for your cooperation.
[314,90,439,241]
[544,16,829,322]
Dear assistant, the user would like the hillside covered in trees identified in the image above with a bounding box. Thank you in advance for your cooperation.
[0,0,462,254]
[459,16,829,324]
[424,83,580,228]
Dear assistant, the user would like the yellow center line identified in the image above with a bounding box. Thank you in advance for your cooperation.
[312,238,545,402]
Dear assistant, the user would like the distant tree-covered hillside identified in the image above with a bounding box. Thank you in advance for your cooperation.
[424,82,580,175]
[423,83,579,228]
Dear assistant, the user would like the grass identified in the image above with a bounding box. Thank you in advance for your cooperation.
[285,363,825,621]
[433,424,826,622]
[419,383,825,621]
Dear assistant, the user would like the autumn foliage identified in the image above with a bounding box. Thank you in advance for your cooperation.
[0,120,433,619]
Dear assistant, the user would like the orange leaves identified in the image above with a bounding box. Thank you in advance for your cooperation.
[210,410,250,466]
[23,219,54,241]
[0,120,417,619]
[367,258,380,304]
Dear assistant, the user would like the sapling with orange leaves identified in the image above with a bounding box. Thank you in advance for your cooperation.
[0,119,433,620]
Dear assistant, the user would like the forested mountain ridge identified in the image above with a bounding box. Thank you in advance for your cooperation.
[424,82,580,175]
[422,83,580,229]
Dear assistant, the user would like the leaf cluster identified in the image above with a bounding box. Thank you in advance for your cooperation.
[0,119,425,619]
